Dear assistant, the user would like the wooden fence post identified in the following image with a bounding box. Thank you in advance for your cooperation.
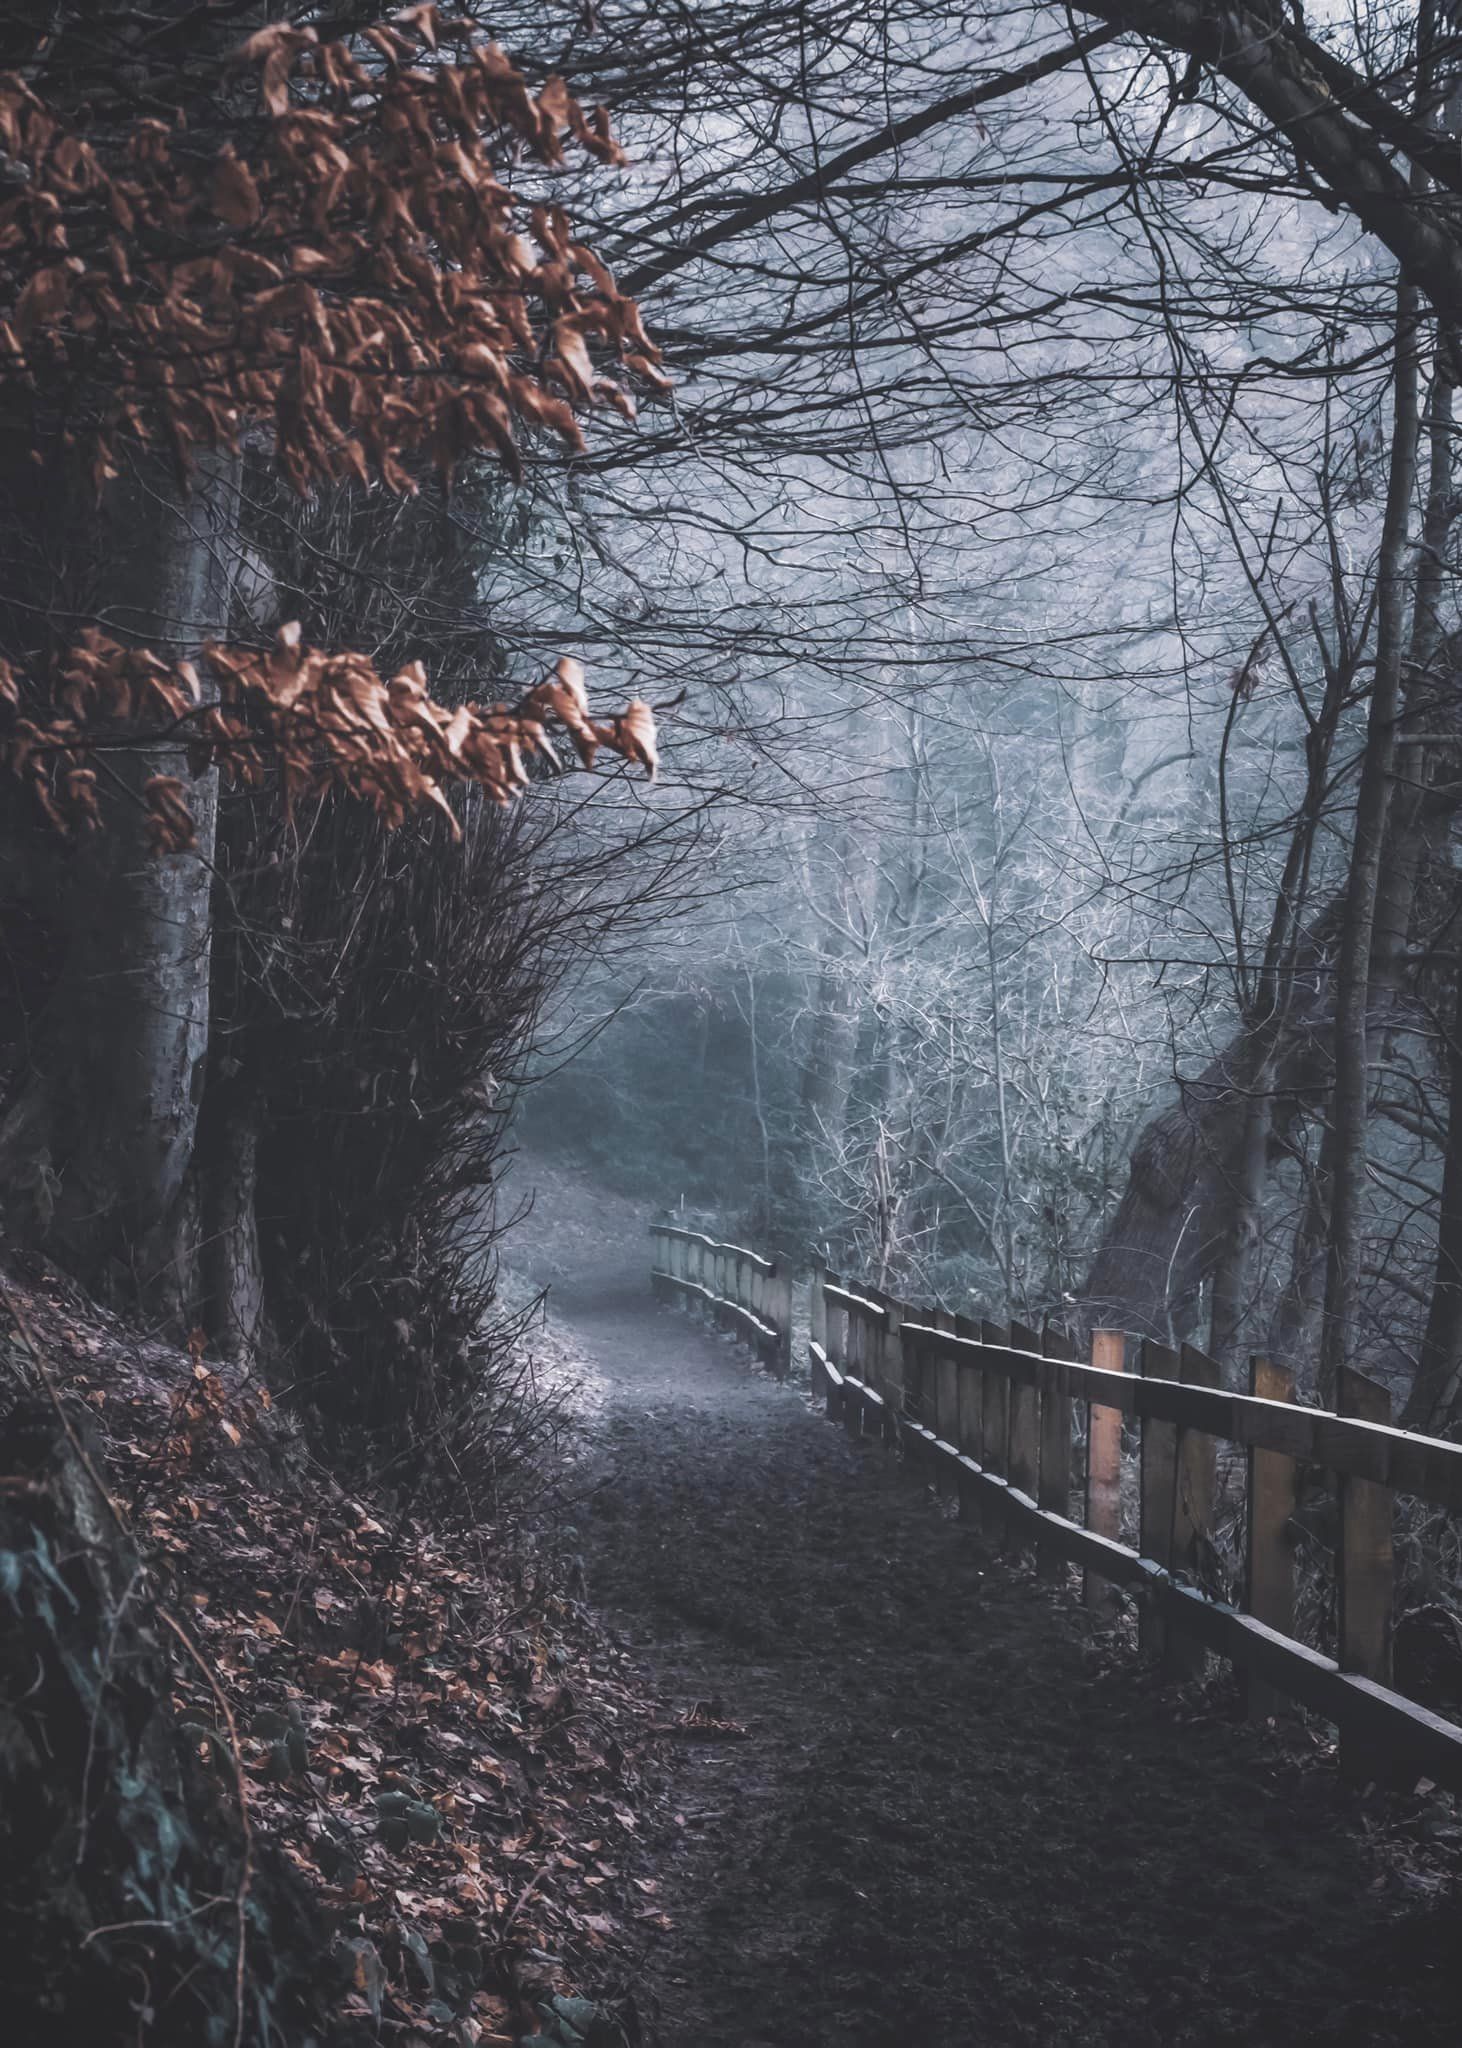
[1338,1365,1394,1779]
[808,1254,828,1398]
[954,1311,985,1528]
[981,1320,1011,1542]
[856,1298,877,1435]
[878,1290,905,1446]
[662,1224,1462,1787]
[1138,1338,1179,1656]
[1244,1354,1297,1722]
[842,1298,865,1438]
[861,1297,881,1433]
[1085,1329,1126,1613]
[823,1272,845,1421]
[1007,1318,1042,1561]
[777,1258,795,1378]
[931,1308,958,1495]
[862,1286,884,1420]
[1038,1320,1076,1580]
[1166,1343,1220,1678]
[906,1305,932,1436]
[899,1315,924,1465]
[1007,1318,1041,1497]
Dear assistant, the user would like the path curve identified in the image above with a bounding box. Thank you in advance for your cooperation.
[537,1245,1461,2047]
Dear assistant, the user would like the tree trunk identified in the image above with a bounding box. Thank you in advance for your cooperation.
[1206,1049,1271,1376]
[1088,289,1447,1372]
[1078,2,1462,324]
[0,450,238,1305]
[1084,723,1349,1351]
[798,939,859,1152]
[1082,1023,1293,1344]
[1082,919,1421,1353]
[1401,949,1462,1433]
[1372,349,1456,989]
[205,1096,268,1366]
[1318,289,1421,1396]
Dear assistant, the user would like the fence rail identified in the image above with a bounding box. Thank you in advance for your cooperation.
[649,1222,793,1377]
[650,1231,1462,1794]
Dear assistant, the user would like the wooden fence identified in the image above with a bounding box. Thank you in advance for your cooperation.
[648,1227,1462,1794]
[649,1223,794,1377]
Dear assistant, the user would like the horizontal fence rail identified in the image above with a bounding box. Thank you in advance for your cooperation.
[649,1222,793,1377]
[648,1231,1462,1794]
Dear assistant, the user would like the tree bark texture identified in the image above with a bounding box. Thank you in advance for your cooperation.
[0,451,238,1299]
[1402,949,1462,1433]
[204,1094,268,1365]
[1318,292,1420,1396]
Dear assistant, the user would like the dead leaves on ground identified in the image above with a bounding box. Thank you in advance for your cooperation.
[1,629,657,848]
[15,1271,672,2043]
[166,1492,670,2036]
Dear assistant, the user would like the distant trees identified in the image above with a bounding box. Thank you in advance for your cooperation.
[522,0,1462,1433]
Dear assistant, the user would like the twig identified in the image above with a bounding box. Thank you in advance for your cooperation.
[0,1279,253,2046]
[0,1278,131,1542]
[500,1855,555,1937]
[158,1607,252,2048]
[76,1563,144,1872]
[81,1895,230,1948]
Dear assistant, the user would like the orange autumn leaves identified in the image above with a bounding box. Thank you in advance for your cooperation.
[1,627,658,852]
[0,8,667,493]
[0,7,667,845]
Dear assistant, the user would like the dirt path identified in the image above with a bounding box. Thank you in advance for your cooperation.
[511,1170,1462,2046]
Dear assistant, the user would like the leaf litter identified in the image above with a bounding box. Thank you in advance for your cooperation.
[6,1256,675,2046]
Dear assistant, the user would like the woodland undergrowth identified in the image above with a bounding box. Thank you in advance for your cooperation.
[0,1254,668,2048]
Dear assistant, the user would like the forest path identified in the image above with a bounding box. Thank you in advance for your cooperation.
[514,1171,1461,2046]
